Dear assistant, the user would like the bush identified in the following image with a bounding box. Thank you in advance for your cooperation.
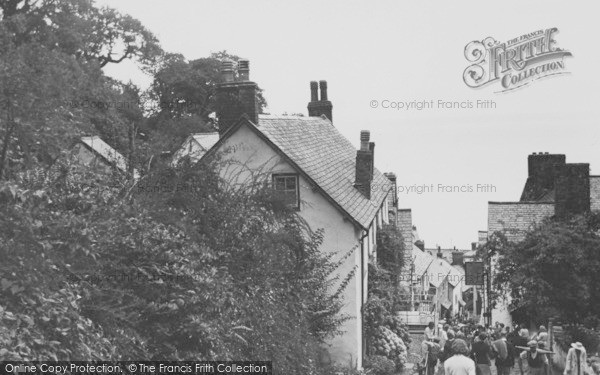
[363,262,410,370]
[558,324,600,354]
[363,355,396,375]
[376,224,405,283]
[0,159,354,374]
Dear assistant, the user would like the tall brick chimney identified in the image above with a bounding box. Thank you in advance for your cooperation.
[521,152,566,201]
[215,59,259,136]
[554,163,590,217]
[355,130,373,199]
[307,80,333,122]
[452,252,464,266]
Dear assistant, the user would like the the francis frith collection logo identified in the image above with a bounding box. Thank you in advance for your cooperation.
[463,28,572,92]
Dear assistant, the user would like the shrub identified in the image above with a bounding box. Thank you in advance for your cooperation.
[363,355,396,375]
[558,324,600,354]
[376,224,405,283]
[0,158,354,374]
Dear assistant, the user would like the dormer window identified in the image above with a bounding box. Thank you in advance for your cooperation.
[272,173,300,209]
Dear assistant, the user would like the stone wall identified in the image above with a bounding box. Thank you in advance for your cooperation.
[488,202,555,242]
[591,176,600,212]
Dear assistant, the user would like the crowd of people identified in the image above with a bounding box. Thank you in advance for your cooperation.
[420,321,591,375]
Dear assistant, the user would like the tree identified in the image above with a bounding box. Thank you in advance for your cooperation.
[491,213,600,324]
[149,51,267,121]
[0,0,158,179]
[0,0,162,68]
[1,156,354,374]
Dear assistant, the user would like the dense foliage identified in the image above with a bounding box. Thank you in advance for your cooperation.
[376,223,405,283]
[0,1,355,373]
[0,157,353,374]
[363,355,396,375]
[490,213,600,325]
[363,224,410,371]
[556,324,600,354]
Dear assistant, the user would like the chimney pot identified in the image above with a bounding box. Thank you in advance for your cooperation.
[216,59,258,135]
[221,60,235,83]
[360,131,370,151]
[319,80,328,101]
[238,59,250,81]
[310,81,318,102]
[355,130,373,199]
[307,80,333,122]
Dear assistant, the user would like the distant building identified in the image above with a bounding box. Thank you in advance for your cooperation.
[486,152,600,325]
[424,246,471,265]
[171,132,219,166]
[72,136,139,179]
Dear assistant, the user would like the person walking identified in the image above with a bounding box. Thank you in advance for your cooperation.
[425,337,442,375]
[444,339,476,375]
[472,332,493,375]
[492,331,516,375]
[564,342,590,375]
[536,326,549,347]
[440,331,457,375]
[519,341,548,375]
[515,329,530,349]
[426,322,436,340]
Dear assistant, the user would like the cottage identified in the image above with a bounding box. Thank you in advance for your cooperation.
[72,136,139,179]
[171,132,219,166]
[202,60,394,368]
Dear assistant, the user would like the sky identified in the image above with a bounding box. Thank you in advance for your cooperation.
[97,0,600,249]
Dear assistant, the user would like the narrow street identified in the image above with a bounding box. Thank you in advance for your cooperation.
[401,334,563,375]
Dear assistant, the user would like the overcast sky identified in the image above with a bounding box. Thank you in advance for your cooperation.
[98,0,600,248]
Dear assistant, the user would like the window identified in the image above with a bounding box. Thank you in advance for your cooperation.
[272,174,300,209]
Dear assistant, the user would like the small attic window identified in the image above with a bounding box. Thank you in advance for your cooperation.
[272,174,300,209]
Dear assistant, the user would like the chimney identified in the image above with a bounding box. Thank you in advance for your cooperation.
[310,81,318,102]
[452,252,464,266]
[384,172,398,208]
[521,153,566,201]
[307,80,333,122]
[554,163,590,217]
[415,240,425,251]
[215,59,259,136]
[355,131,373,199]
[238,59,250,81]
[221,60,234,82]
[471,242,477,250]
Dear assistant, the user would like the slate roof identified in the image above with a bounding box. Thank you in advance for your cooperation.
[426,258,453,288]
[172,132,220,166]
[412,245,434,277]
[79,136,139,179]
[447,264,464,287]
[209,114,392,230]
[191,132,220,151]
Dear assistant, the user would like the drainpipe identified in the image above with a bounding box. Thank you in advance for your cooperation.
[360,229,369,357]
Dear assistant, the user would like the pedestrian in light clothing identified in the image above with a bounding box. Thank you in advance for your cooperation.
[564,342,591,375]
[445,339,476,375]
